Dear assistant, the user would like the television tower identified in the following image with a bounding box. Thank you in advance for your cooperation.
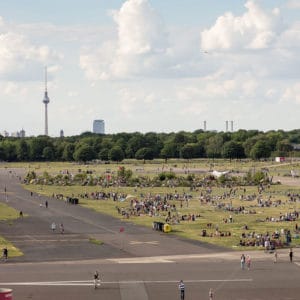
[43,67,50,136]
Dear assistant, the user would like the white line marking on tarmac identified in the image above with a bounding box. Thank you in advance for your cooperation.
[294,262,300,267]
[108,257,173,264]
[0,279,253,286]
[129,241,159,245]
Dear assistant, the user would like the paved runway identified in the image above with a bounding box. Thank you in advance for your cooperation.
[2,254,300,299]
[1,168,300,299]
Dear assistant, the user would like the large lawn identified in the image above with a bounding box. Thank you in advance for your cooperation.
[19,158,300,250]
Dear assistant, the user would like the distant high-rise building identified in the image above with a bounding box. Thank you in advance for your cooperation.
[42,67,50,136]
[10,129,26,138]
[60,130,64,138]
[1,131,9,137]
[93,120,105,134]
[19,129,25,138]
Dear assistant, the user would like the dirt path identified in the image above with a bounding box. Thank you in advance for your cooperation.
[273,176,300,187]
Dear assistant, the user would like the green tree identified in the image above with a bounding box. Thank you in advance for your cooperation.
[276,140,293,153]
[0,144,6,161]
[243,136,261,157]
[126,134,146,157]
[135,147,154,161]
[62,143,75,161]
[43,146,54,160]
[3,141,17,161]
[160,142,177,161]
[250,140,271,159]
[109,146,124,162]
[29,136,53,161]
[173,131,188,144]
[99,148,109,161]
[16,140,29,161]
[73,145,96,162]
[144,132,163,157]
[181,144,195,159]
[222,141,245,159]
[206,135,223,158]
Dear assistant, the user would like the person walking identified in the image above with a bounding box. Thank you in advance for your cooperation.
[289,248,293,263]
[2,247,8,262]
[209,288,214,300]
[60,223,64,234]
[246,255,251,270]
[94,271,101,289]
[241,254,246,270]
[51,222,56,232]
[178,280,185,300]
[274,250,278,263]
[45,201,48,208]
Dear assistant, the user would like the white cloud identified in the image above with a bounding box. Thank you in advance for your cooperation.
[277,22,300,49]
[80,0,296,84]
[80,0,170,80]
[67,91,78,97]
[79,42,116,80]
[111,0,167,55]
[0,18,61,81]
[201,0,282,50]
[1,81,27,97]
[117,86,161,117]
[286,1,300,9]
[281,83,300,104]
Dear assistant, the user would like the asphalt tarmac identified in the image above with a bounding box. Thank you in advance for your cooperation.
[1,167,300,299]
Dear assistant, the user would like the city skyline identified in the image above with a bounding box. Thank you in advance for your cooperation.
[0,1,299,136]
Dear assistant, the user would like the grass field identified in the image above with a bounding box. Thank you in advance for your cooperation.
[0,202,23,257]
[3,159,300,252]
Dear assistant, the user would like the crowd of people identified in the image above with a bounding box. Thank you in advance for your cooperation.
[42,176,300,251]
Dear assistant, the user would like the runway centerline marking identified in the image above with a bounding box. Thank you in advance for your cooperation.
[0,278,253,287]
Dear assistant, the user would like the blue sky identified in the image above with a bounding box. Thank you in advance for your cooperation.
[0,1,291,25]
[0,0,299,136]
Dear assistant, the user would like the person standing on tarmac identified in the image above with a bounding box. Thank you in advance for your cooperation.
[274,250,278,263]
[240,253,246,269]
[51,222,56,232]
[2,247,8,262]
[94,271,101,289]
[289,248,293,262]
[209,288,214,300]
[178,280,185,300]
[60,223,64,234]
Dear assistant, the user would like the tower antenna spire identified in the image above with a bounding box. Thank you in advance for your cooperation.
[42,66,50,136]
[45,66,47,92]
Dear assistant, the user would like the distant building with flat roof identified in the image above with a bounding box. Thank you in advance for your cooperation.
[93,120,105,134]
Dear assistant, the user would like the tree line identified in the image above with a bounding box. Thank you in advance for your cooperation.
[0,129,299,162]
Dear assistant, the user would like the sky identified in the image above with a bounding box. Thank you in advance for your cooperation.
[0,0,299,137]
